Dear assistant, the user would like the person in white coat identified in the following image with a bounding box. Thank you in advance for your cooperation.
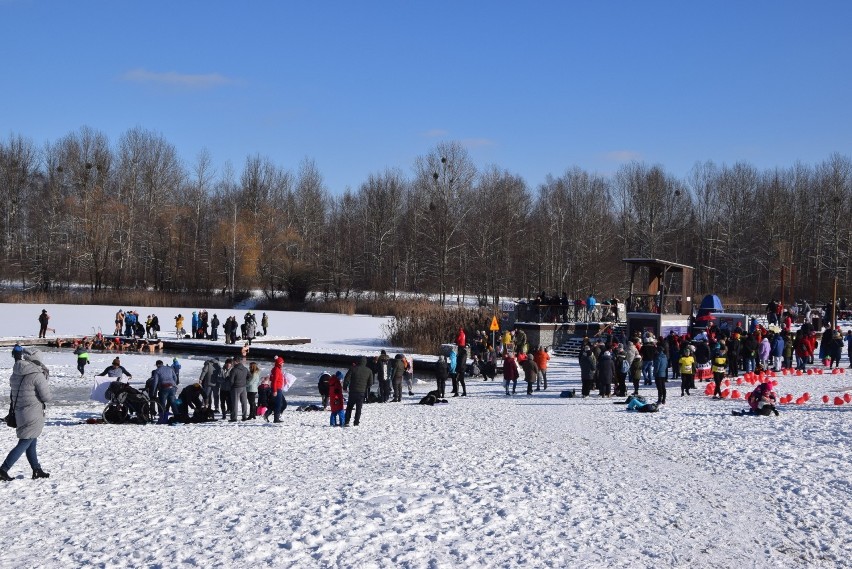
[1,346,52,481]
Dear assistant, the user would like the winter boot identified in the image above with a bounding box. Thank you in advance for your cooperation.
[0,469,12,482]
[32,468,50,479]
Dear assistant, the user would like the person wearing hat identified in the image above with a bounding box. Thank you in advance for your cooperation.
[37,309,50,338]
[828,330,844,369]
[96,358,133,382]
[328,371,345,427]
[2,346,51,481]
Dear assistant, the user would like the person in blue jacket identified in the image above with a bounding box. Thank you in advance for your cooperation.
[626,394,658,412]
[191,312,200,339]
[770,332,785,372]
[654,348,668,405]
[171,358,182,384]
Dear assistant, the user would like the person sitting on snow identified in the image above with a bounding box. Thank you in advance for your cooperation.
[625,394,658,413]
[734,381,779,416]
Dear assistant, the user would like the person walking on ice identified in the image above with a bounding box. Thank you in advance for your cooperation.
[1,346,51,481]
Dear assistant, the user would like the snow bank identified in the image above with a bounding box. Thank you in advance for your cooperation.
[0,337,851,567]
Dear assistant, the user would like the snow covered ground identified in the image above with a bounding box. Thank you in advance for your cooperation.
[0,304,851,567]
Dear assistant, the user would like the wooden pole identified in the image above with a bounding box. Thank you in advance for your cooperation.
[832,275,838,330]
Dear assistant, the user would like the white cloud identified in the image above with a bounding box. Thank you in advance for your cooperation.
[121,68,233,89]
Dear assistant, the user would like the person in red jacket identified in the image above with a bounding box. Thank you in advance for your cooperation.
[328,371,345,427]
[503,354,519,396]
[265,356,286,423]
[456,328,466,348]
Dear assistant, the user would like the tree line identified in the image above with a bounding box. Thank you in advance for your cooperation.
[1,127,850,306]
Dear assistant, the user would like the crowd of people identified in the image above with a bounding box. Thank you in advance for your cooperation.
[5,301,851,483]
[517,292,623,324]
[35,307,271,345]
[576,319,852,409]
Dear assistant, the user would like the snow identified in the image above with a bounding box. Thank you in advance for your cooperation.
[0,303,851,567]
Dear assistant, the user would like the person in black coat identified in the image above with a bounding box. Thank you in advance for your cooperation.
[177,383,205,422]
[318,372,331,408]
[578,346,597,397]
[726,334,741,377]
[210,314,220,341]
[435,355,449,399]
[453,345,468,397]
[596,350,615,397]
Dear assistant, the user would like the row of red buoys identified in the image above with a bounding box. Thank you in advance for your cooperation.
[704,373,852,406]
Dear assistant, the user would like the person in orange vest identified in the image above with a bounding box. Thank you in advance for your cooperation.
[533,346,550,391]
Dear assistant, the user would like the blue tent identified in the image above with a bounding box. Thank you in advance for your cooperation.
[697,294,723,315]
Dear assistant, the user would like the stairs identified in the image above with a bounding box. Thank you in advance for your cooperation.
[552,337,585,357]
[552,323,628,358]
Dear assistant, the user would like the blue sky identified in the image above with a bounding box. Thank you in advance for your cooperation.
[3,0,851,193]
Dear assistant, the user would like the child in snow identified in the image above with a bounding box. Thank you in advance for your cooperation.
[740,381,779,416]
[711,346,728,399]
[679,346,696,396]
[328,371,345,427]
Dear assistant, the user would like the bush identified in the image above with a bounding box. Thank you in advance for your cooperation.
[384,304,494,355]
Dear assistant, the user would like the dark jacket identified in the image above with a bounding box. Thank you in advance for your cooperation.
[578,350,597,382]
[520,357,538,383]
[435,358,449,381]
[347,357,372,394]
[597,353,615,385]
[640,343,658,362]
[199,359,222,389]
[502,356,519,381]
[229,363,249,389]
[318,373,331,396]
[393,356,406,380]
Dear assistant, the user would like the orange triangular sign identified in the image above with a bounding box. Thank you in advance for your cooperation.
[489,316,500,332]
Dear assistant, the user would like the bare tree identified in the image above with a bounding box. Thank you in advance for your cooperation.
[413,142,477,304]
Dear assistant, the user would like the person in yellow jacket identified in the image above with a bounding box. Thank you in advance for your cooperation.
[679,345,696,396]
[711,345,728,399]
[175,314,186,338]
[502,330,513,355]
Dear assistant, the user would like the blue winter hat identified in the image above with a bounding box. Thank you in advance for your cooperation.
[335,371,343,379]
